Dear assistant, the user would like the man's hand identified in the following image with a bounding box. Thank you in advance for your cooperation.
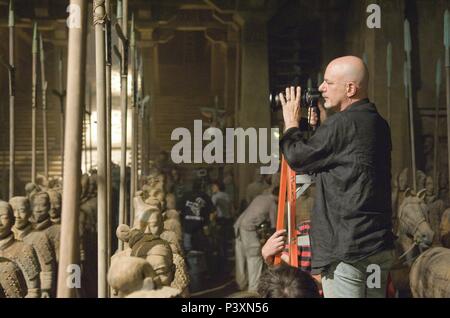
[279,86,301,131]
[308,99,327,128]
[261,229,287,265]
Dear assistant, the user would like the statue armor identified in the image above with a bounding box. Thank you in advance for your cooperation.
[0,234,41,298]
[0,257,27,298]
[171,253,190,297]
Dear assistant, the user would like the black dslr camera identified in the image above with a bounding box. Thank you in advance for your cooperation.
[270,88,322,129]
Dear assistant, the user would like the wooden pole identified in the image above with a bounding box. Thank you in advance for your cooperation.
[433,58,442,192]
[130,13,136,224]
[31,23,38,184]
[93,0,108,298]
[122,0,129,226]
[57,0,88,298]
[404,19,417,192]
[8,0,15,197]
[40,33,48,180]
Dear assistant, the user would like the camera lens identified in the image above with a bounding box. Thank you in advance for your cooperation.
[270,88,321,110]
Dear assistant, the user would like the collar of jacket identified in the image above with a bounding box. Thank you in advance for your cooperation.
[12,222,33,241]
[343,98,371,112]
[0,233,15,250]
[34,218,52,231]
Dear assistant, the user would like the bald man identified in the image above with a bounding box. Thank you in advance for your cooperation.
[279,56,395,298]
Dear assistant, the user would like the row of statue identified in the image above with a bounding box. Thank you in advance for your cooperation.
[388,168,450,297]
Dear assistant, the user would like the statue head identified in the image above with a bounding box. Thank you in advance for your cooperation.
[9,197,31,230]
[47,190,62,221]
[116,224,131,243]
[425,176,434,196]
[147,243,174,286]
[398,168,409,191]
[146,188,165,207]
[88,175,97,197]
[439,171,448,190]
[24,183,41,201]
[0,201,14,239]
[31,192,50,223]
[416,170,426,191]
[165,193,176,210]
[108,256,162,297]
[80,174,90,198]
[147,211,164,237]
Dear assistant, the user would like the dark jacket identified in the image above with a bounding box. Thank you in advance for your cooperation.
[280,99,394,274]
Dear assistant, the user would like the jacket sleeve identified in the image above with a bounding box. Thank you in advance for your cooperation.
[280,116,339,174]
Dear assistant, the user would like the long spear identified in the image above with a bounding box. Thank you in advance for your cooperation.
[387,42,392,125]
[8,0,15,197]
[404,19,417,192]
[52,51,66,177]
[57,0,88,298]
[444,10,450,199]
[40,34,48,180]
[130,13,136,224]
[138,55,150,177]
[31,23,38,184]
[433,58,442,192]
[93,0,108,298]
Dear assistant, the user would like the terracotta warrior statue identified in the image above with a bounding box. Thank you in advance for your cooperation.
[0,201,41,298]
[424,176,446,243]
[163,210,182,244]
[10,196,56,297]
[31,193,60,254]
[108,255,162,297]
[163,194,182,243]
[0,256,27,298]
[25,183,41,202]
[127,228,175,287]
[46,190,61,262]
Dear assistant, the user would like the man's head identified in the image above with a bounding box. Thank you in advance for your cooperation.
[0,201,14,239]
[47,190,62,220]
[31,192,50,223]
[257,264,320,298]
[319,56,369,111]
[9,197,31,229]
[211,180,225,194]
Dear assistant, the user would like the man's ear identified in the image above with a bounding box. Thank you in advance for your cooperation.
[346,82,358,98]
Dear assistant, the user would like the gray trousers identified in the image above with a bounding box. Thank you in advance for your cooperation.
[234,228,263,292]
[321,249,395,298]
